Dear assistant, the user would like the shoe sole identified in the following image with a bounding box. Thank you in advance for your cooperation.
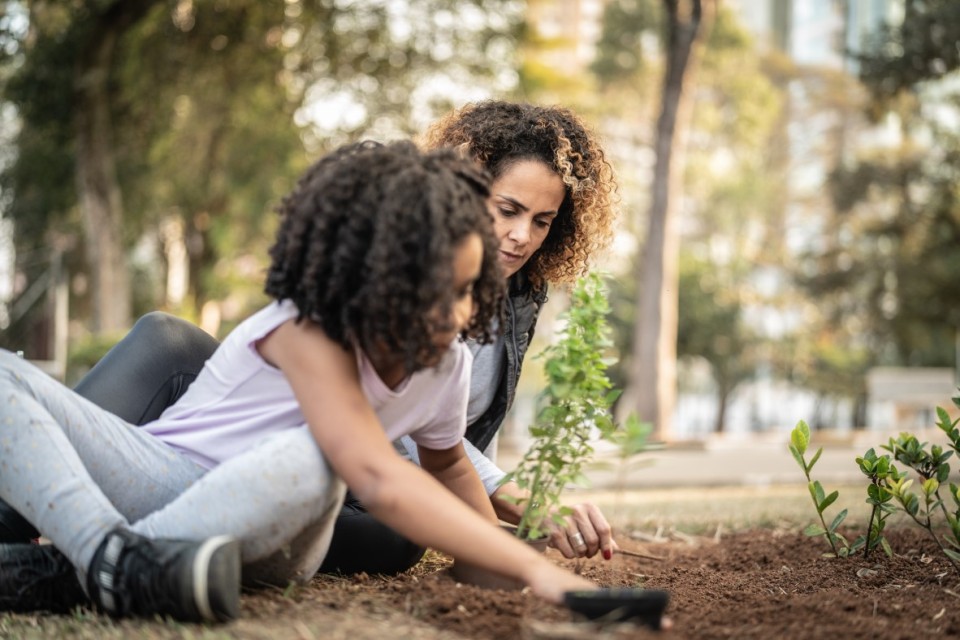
[192,536,241,623]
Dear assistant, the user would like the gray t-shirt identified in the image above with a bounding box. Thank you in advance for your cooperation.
[465,336,505,425]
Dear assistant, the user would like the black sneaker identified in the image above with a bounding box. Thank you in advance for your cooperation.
[0,500,39,544]
[0,543,88,613]
[87,529,241,623]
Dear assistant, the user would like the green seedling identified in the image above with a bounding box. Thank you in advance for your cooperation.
[882,468,960,574]
[789,420,852,557]
[502,273,623,541]
[792,390,960,576]
[854,448,897,558]
[934,397,960,564]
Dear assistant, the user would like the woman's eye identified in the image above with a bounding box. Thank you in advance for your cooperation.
[498,207,516,217]
[535,218,552,229]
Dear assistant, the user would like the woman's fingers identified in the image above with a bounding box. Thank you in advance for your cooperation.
[548,524,578,558]
[545,502,616,560]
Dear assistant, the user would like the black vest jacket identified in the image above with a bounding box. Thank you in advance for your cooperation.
[464,272,547,452]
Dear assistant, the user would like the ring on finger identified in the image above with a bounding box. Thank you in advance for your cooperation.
[568,531,587,548]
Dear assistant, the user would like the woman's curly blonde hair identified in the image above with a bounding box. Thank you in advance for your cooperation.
[420,100,618,290]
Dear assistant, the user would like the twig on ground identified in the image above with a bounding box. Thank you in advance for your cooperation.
[616,548,665,561]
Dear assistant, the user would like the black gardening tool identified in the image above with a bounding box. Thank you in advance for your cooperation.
[563,588,670,629]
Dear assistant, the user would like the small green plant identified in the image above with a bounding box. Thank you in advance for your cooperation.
[790,391,960,575]
[501,273,628,541]
[854,447,898,558]
[789,420,853,557]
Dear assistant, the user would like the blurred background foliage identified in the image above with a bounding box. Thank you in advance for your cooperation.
[0,0,958,438]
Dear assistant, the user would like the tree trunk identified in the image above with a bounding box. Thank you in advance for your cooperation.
[714,387,727,434]
[73,2,159,333]
[625,0,714,440]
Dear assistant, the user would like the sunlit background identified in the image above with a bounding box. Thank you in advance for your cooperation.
[1,0,957,453]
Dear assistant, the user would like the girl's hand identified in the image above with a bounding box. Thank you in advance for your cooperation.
[546,502,619,560]
[525,562,675,631]
[523,561,596,603]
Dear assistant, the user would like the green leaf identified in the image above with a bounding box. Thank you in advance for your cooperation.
[880,537,893,557]
[906,494,920,516]
[808,447,824,472]
[807,481,819,506]
[791,421,810,456]
[819,490,839,513]
[789,444,805,471]
[937,406,951,428]
[828,509,848,533]
[803,523,827,537]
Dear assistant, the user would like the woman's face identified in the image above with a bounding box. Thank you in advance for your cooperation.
[488,159,566,279]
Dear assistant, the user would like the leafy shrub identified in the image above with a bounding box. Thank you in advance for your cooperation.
[790,393,960,574]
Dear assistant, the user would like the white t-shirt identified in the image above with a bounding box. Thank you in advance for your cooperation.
[144,300,471,469]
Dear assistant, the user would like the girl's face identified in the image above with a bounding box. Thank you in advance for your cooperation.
[429,232,484,353]
[489,159,566,279]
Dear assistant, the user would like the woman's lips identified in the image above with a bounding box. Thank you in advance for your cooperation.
[499,250,524,265]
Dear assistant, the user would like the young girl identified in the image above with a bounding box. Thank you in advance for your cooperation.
[0,141,595,622]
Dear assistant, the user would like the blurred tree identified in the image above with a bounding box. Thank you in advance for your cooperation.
[856,0,960,111]
[595,2,793,437]
[591,0,659,91]
[2,0,160,336]
[624,0,715,441]
[1,0,521,349]
[675,253,755,433]
[798,0,960,371]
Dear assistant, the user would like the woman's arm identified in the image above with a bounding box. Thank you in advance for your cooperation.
[407,435,620,560]
[258,319,594,603]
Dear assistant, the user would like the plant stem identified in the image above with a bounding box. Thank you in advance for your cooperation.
[903,495,960,576]
[801,464,839,556]
[864,502,879,559]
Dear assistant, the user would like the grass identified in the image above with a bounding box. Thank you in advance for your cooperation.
[569,482,897,536]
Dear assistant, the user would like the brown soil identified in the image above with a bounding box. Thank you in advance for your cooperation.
[2,526,958,639]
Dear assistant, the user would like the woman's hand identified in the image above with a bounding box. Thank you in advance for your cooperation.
[546,502,619,560]
[491,483,618,560]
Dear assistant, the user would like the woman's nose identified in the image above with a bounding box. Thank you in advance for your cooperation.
[507,219,530,245]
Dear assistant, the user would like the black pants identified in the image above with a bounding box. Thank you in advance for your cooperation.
[19,312,424,575]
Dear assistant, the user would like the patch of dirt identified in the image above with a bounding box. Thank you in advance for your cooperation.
[3,526,959,639]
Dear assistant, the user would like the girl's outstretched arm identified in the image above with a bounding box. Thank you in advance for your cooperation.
[257,319,594,603]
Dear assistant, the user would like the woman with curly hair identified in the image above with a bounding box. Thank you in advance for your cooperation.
[0,141,602,621]
[0,100,622,577]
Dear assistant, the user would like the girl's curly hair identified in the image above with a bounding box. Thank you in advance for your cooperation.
[265,141,504,373]
[420,100,618,290]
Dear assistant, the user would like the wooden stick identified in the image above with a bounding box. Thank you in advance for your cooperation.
[616,548,665,561]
